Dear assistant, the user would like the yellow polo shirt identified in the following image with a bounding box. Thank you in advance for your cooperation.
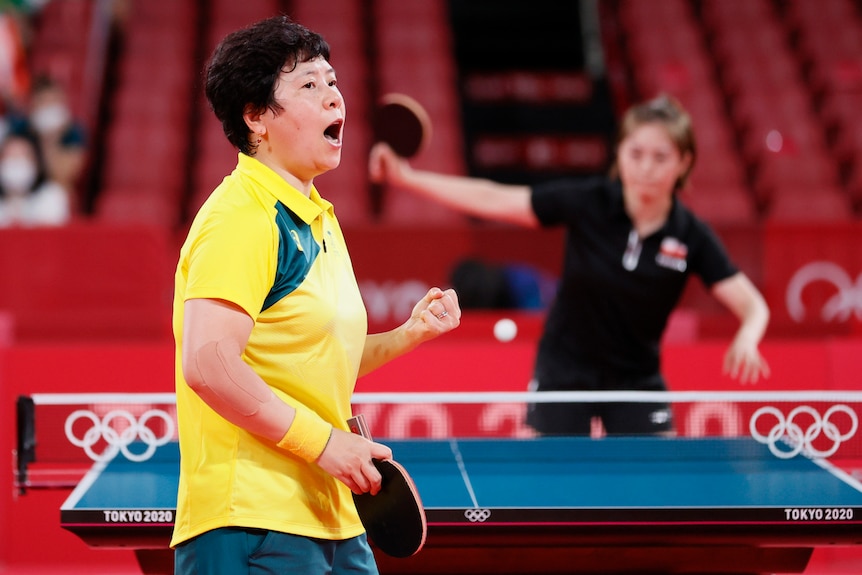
[170,153,367,547]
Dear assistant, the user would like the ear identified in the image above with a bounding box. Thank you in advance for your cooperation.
[678,151,693,176]
[243,104,266,139]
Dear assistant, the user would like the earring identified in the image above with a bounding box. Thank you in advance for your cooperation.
[256,137,262,144]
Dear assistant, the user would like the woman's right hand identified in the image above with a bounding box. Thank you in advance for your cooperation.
[369,142,410,186]
[316,427,393,495]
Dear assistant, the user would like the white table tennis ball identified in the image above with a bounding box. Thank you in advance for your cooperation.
[493,318,518,342]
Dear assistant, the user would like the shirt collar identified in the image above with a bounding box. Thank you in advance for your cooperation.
[610,178,685,233]
[235,153,335,224]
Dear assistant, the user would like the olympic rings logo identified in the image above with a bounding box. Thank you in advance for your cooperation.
[65,409,175,462]
[786,261,862,323]
[464,508,491,522]
[749,405,858,459]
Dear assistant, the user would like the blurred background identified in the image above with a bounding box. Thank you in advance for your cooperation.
[1,0,862,573]
[1,0,862,342]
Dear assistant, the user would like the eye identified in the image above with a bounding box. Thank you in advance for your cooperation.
[328,79,338,87]
[303,81,315,89]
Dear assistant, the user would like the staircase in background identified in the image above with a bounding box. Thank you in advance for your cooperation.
[449,0,617,187]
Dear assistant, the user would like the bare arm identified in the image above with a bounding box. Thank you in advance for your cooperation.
[182,298,392,493]
[359,287,461,377]
[182,298,295,441]
[369,142,539,228]
[710,273,771,384]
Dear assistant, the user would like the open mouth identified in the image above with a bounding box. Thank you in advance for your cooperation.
[324,119,343,144]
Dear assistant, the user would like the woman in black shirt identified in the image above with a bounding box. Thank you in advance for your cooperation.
[369,94,770,436]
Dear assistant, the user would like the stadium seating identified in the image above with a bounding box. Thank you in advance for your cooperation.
[371,0,469,225]
[30,0,859,227]
[764,186,855,222]
[93,0,198,227]
[12,0,862,346]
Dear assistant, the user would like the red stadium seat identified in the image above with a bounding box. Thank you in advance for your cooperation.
[701,0,775,28]
[709,22,787,67]
[753,150,841,206]
[819,91,862,133]
[681,185,759,226]
[688,150,747,189]
[721,54,803,101]
[729,83,810,124]
[831,116,862,167]
[764,187,854,222]
[841,163,862,211]
[742,118,829,167]
[811,57,862,95]
[618,0,694,29]
[373,0,467,223]
[95,188,180,227]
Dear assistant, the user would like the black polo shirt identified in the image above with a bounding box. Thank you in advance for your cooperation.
[530,177,737,383]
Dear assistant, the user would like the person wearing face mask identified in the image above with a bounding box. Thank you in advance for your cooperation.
[369,94,771,437]
[26,75,86,203]
[0,9,30,110]
[0,129,70,226]
[0,94,30,147]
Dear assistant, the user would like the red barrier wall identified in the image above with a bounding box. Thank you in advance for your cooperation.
[2,222,862,572]
[0,328,862,575]
[2,313,862,572]
[0,342,174,574]
[2,221,861,342]
[0,224,176,345]
[763,222,862,338]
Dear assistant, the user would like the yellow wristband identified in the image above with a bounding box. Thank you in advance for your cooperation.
[276,407,333,462]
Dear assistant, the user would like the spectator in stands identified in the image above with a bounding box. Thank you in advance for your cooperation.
[0,7,31,110]
[0,128,70,226]
[172,16,460,575]
[26,75,86,207]
[0,98,11,146]
[370,93,771,437]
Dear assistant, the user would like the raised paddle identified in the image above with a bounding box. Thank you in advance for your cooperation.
[372,92,431,159]
[369,93,432,216]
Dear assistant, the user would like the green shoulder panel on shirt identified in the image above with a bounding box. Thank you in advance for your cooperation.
[262,201,321,312]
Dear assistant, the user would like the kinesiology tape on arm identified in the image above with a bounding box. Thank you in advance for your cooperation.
[190,339,332,461]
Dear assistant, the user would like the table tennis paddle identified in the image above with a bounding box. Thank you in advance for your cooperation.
[372,93,432,159]
[369,93,432,217]
[347,414,427,558]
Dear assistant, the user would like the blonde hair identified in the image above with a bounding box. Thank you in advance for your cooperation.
[609,94,697,192]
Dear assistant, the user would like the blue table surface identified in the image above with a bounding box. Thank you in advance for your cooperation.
[65,436,862,512]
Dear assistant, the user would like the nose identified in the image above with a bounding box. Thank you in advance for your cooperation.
[325,85,343,110]
[635,156,656,177]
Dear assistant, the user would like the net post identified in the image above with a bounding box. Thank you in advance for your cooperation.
[15,395,36,495]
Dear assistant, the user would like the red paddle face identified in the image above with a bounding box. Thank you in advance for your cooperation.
[373,93,431,158]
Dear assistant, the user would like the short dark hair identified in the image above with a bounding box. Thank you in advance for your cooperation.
[204,16,330,155]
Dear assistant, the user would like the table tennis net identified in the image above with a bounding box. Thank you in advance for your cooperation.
[15,391,862,492]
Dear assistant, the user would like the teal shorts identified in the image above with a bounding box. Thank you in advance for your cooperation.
[174,527,378,575]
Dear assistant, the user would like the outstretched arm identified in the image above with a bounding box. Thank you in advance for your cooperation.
[369,142,539,228]
[710,273,771,384]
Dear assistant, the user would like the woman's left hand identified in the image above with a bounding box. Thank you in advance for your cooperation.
[404,287,461,343]
[723,336,770,384]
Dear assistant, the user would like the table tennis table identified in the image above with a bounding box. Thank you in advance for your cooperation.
[61,436,862,574]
